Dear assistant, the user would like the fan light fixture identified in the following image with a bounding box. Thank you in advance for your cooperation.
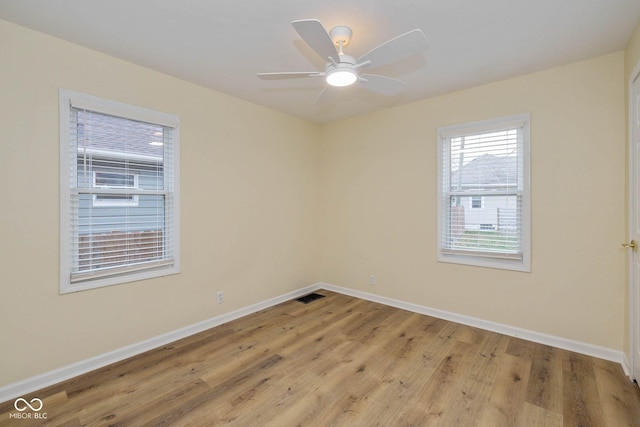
[257,20,429,98]
[326,68,357,87]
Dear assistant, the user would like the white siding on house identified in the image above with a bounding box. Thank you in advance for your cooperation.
[458,194,518,231]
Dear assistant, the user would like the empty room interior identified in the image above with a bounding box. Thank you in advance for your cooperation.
[2,0,640,425]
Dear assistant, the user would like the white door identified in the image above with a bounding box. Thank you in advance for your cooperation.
[629,68,640,382]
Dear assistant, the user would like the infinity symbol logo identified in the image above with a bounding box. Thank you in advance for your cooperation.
[14,397,43,412]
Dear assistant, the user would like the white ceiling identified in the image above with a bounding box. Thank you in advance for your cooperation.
[1,0,639,124]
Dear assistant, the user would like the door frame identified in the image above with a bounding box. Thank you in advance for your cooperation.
[628,60,640,381]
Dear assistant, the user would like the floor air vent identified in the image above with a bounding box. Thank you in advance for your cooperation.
[295,293,326,304]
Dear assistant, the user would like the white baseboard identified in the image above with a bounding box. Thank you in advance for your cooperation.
[0,281,629,403]
[318,282,627,371]
[0,284,319,403]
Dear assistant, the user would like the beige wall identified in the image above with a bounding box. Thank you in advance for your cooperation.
[319,52,626,350]
[0,19,320,386]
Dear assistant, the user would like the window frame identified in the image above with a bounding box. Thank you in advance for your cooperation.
[59,89,180,294]
[436,113,531,272]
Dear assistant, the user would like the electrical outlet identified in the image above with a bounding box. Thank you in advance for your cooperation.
[369,275,376,286]
[216,291,224,304]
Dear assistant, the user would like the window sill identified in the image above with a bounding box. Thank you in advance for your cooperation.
[438,250,530,272]
[60,263,179,294]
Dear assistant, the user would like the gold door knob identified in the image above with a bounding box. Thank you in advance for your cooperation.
[622,240,637,249]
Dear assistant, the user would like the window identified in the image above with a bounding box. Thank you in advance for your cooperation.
[470,196,483,210]
[93,171,139,207]
[437,114,530,271]
[60,89,180,293]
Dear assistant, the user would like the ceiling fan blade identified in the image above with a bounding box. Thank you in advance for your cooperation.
[292,19,339,62]
[257,72,323,80]
[358,29,428,69]
[359,74,405,96]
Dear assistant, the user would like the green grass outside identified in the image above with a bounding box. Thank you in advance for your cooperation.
[453,230,519,252]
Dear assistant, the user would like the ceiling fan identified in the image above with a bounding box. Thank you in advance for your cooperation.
[258,19,428,101]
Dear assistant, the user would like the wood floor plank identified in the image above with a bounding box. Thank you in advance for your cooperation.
[463,329,510,386]
[592,357,640,426]
[150,353,284,426]
[526,344,564,414]
[102,379,212,426]
[505,336,538,360]
[562,351,607,427]
[397,340,474,425]
[521,401,563,427]
[223,369,320,426]
[479,352,532,426]
[436,333,510,426]
[1,290,638,426]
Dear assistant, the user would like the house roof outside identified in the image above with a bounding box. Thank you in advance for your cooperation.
[451,154,518,190]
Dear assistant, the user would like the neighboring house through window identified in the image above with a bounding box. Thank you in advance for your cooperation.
[93,171,139,207]
[60,89,180,293]
[437,114,530,271]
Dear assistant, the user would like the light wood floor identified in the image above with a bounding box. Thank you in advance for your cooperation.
[1,291,639,426]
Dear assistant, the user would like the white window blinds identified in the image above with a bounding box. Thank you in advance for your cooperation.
[438,114,530,271]
[60,90,180,292]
